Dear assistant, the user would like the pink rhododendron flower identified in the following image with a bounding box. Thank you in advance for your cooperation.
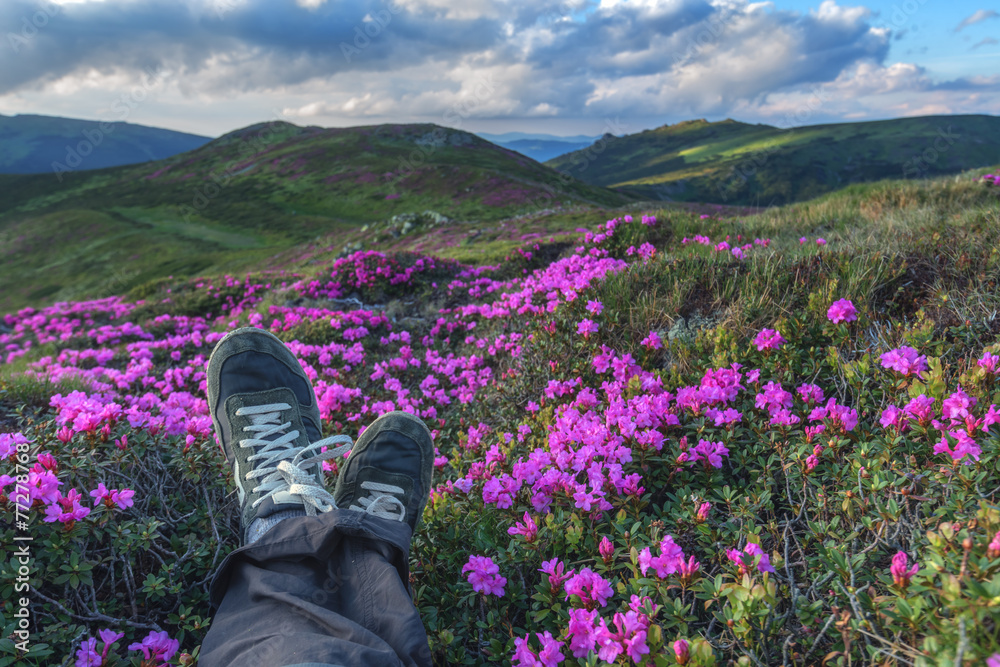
[933,430,981,463]
[890,551,918,588]
[96,629,124,663]
[577,319,599,337]
[797,383,824,404]
[879,405,907,432]
[880,346,927,376]
[566,608,599,658]
[809,398,858,432]
[638,534,685,578]
[586,300,603,315]
[827,298,857,324]
[512,631,565,667]
[728,541,775,574]
[462,555,506,597]
[564,567,613,609]
[539,558,574,594]
[989,532,1000,559]
[753,328,786,351]
[696,502,711,523]
[0,432,30,461]
[75,638,101,667]
[904,394,935,425]
[43,488,91,526]
[941,389,976,422]
[677,555,701,585]
[641,331,662,349]
[978,351,1000,374]
[507,511,538,542]
[128,630,179,664]
[685,439,729,468]
[756,381,793,411]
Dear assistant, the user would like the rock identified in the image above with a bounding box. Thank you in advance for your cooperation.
[667,314,717,342]
[338,241,364,258]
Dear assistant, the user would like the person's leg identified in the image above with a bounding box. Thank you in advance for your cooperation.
[200,328,434,667]
[199,509,431,667]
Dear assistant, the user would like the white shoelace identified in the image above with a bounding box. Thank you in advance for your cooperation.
[236,402,351,515]
[236,402,408,523]
[349,481,407,522]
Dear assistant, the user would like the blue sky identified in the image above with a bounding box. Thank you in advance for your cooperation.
[0,0,996,137]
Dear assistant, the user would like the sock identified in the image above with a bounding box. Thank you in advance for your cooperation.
[246,509,307,545]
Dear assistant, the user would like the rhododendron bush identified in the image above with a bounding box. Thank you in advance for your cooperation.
[3,180,1000,666]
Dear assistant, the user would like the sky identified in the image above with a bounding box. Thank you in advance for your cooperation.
[0,0,996,138]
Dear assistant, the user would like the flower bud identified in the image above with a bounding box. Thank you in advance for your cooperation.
[673,639,689,665]
[599,536,614,563]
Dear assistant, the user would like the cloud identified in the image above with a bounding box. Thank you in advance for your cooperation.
[972,37,999,50]
[955,9,999,32]
[0,0,992,131]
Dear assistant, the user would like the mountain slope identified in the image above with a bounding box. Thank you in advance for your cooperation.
[0,121,635,311]
[0,114,212,174]
[546,115,1000,205]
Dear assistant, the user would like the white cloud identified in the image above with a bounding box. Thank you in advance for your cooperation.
[0,0,995,134]
[956,9,999,32]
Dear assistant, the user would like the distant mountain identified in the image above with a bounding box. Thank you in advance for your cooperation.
[0,121,635,310]
[478,132,599,162]
[478,132,599,143]
[499,139,597,162]
[0,114,212,175]
[546,115,1000,205]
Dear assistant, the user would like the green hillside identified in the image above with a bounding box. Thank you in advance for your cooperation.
[0,121,635,311]
[546,115,1000,205]
[0,113,211,174]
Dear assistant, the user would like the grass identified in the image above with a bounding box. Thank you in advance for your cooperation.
[1,167,1000,666]
[0,121,638,313]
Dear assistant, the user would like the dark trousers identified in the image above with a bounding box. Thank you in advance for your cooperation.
[200,509,433,667]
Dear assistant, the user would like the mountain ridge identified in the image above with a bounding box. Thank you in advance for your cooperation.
[0,113,212,175]
[546,114,1000,205]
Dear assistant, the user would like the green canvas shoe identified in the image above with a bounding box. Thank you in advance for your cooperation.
[333,411,434,533]
[206,327,351,545]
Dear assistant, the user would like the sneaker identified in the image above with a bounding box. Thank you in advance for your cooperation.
[206,327,351,545]
[333,411,434,533]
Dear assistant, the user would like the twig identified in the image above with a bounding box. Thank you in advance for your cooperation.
[29,585,163,632]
